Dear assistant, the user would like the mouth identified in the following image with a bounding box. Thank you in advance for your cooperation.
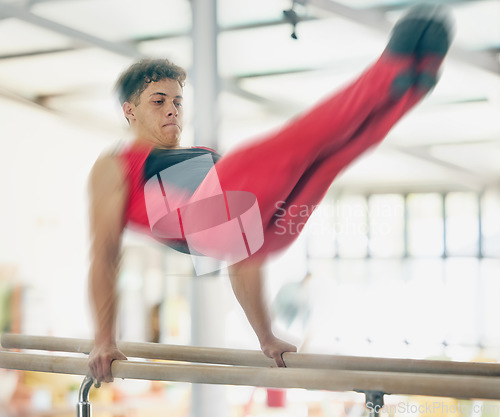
[163,123,178,128]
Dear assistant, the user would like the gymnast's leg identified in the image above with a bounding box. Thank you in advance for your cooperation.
[204,4,453,233]
[259,85,424,255]
[185,4,452,264]
[254,6,453,256]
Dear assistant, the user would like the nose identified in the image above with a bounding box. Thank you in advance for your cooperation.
[166,102,178,117]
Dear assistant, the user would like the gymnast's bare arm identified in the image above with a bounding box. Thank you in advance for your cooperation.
[87,154,128,383]
[228,262,297,367]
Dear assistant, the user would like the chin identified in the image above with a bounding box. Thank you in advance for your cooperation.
[162,138,180,147]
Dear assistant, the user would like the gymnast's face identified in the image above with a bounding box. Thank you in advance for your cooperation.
[123,78,184,149]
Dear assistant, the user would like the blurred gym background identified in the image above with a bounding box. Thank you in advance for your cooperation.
[0,0,499,416]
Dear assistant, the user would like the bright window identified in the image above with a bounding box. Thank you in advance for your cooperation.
[482,190,500,258]
[445,192,479,257]
[336,195,368,258]
[306,198,337,258]
[368,194,405,258]
[407,193,444,257]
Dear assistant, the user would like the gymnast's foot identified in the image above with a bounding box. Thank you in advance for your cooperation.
[386,4,453,56]
[414,6,454,92]
[385,4,454,97]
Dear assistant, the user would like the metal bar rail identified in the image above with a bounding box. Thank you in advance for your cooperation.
[3,334,500,417]
[3,333,500,376]
[2,351,500,400]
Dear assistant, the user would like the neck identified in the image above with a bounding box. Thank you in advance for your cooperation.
[133,137,182,150]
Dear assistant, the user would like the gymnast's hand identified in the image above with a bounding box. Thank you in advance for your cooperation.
[260,335,297,367]
[88,341,128,383]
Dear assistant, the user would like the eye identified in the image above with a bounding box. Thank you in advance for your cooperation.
[153,100,164,105]
[175,101,183,107]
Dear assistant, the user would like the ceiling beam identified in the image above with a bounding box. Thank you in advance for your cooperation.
[448,46,500,74]
[0,14,318,61]
[221,78,303,115]
[1,0,498,73]
[0,82,126,136]
[389,144,483,191]
[373,0,478,13]
[0,83,55,111]
[27,0,69,5]
[0,1,145,58]
[0,46,75,60]
[331,181,478,195]
[306,0,500,74]
[307,0,391,31]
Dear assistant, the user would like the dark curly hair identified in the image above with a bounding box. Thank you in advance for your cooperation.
[115,58,187,105]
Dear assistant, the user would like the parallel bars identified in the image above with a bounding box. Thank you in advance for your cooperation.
[2,333,500,417]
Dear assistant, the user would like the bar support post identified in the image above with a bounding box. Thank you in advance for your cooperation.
[365,390,385,417]
[77,375,94,417]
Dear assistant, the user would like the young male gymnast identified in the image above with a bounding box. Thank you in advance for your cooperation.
[88,4,454,383]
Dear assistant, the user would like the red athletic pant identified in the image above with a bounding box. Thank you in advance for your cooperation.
[184,51,442,263]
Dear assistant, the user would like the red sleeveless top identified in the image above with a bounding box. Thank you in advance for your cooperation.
[116,143,220,253]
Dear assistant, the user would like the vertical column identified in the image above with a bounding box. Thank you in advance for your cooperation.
[403,193,409,259]
[191,0,220,149]
[366,194,371,259]
[477,191,484,259]
[189,1,227,417]
[442,192,448,259]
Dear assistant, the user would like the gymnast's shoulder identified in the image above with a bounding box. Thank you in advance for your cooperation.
[88,150,127,200]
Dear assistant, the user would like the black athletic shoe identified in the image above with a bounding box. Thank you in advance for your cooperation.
[416,7,453,57]
[386,4,453,57]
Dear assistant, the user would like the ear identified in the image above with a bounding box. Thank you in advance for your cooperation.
[122,102,136,123]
